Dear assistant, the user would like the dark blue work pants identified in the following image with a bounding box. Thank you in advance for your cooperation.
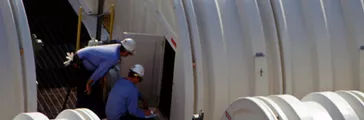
[73,61,106,119]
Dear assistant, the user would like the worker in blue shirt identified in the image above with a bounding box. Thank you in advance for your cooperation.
[63,38,137,119]
[106,64,157,120]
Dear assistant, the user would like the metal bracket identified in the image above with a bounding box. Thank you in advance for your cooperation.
[360,45,364,50]
[260,69,263,77]
[255,52,265,57]
[192,110,204,120]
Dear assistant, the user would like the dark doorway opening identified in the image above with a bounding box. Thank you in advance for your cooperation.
[158,38,176,119]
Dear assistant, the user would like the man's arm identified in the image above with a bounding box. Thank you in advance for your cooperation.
[89,60,117,86]
[127,90,146,118]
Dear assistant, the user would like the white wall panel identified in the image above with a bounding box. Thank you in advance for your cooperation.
[112,0,177,40]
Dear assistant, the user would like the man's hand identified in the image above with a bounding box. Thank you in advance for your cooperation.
[84,80,94,95]
[142,101,149,110]
[144,109,157,119]
[144,109,152,116]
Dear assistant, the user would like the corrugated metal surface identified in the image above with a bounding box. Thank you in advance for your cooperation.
[23,0,91,118]
[183,0,364,119]
[272,0,364,96]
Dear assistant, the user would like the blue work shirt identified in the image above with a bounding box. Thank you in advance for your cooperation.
[77,44,121,85]
[106,78,145,120]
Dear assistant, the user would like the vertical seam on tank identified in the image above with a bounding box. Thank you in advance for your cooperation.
[214,0,230,104]
[270,0,287,94]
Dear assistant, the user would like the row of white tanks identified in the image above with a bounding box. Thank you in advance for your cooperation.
[13,108,101,120]
[13,90,364,120]
[221,90,364,120]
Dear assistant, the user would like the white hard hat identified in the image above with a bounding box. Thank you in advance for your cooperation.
[121,38,136,54]
[130,64,144,77]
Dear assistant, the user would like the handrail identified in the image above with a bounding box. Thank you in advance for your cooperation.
[76,7,83,51]
[101,4,115,40]
[109,4,115,41]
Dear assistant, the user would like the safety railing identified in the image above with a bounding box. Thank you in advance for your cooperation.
[101,4,115,40]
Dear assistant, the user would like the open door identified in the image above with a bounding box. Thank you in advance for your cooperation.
[158,37,176,119]
[117,32,165,107]
[105,32,176,119]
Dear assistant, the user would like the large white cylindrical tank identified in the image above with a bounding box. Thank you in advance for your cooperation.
[0,0,36,119]
[13,113,49,120]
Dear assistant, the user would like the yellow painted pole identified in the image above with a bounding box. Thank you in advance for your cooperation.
[76,7,83,51]
[109,4,115,41]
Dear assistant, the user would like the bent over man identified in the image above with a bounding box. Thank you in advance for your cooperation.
[63,38,136,118]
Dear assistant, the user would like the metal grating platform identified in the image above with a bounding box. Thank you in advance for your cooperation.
[23,0,91,118]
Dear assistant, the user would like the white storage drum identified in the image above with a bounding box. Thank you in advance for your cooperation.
[301,91,359,120]
[256,96,289,120]
[267,95,312,120]
[56,109,85,120]
[302,101,332,120]
[221,97,277,120]
[348,90,364,102]
[335,91,364,119]
[13,112,49,120]
[74,108,100,120]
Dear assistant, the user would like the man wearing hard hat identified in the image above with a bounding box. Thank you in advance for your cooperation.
[63,38,136,118]
[105,64,157,120]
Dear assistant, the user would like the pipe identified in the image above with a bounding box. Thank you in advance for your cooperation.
[109,4,115,41]
[76,7,83,51]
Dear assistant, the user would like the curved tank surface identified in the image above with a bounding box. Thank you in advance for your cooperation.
[0,0,37,119]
